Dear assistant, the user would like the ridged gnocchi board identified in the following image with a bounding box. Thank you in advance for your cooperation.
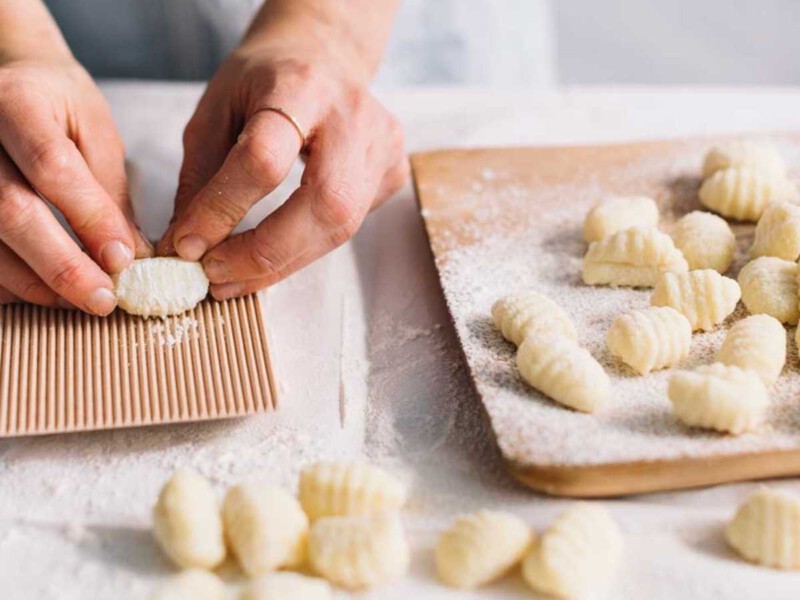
[0,294,277,436]
[411,134,800,497]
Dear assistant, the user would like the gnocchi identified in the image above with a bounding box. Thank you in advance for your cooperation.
[668,364,768,435]
[750,201,800,261]
[222,483,308,576]
[606,306,692,374]
[298,462,407,521]
[435,510,533,589]
[738,257,800,325]
[670,211,736,273]
[522,503,623,599]
[698,167,796,222]
[491,292,577,347]
[717,315,786,386]
[582,195,659,243]
[152,469,226,570]
[150,569,225,600]
[583,226,688,288]
[113,258,209,318]
[240,573,332,600]
[702,142,786,179]
[651,269,741,331]
[308,512,410,590]
[516,334,610,413]
[726,487,800,570]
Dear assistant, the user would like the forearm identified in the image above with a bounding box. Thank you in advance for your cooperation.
[0,0,71,63]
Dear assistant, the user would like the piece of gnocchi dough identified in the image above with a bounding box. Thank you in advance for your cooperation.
[606,306,692,375]
[668,364,768,435]
[698,167,797,222]
[583,226,688,288]
[491,292,577,347]
[298,462,407,521]
[670,211,736,273]
[152,469,226,570]
[113,257,209,318]
[239,572,332,600]
[717,315,786,386]
[582,195,660,243]
[651,269,740,331]
[435,510,533,589]
[726,487,800,570]
[702,142,786,179]
[516,334,610,413]
[308,512,410,590]
[750,201,800,261]
[522,503,623,599]
[150,569,226,600]
[222,483,309,576]
[738,257,800,325]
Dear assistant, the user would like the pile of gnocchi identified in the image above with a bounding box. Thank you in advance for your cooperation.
[494,141,800,436]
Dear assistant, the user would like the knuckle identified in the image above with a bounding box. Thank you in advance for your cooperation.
[313,185,361,244]
[15,277,47,302]
[26,139,73,186]
[249,230,288,276]
[388,116,405,148]
[202,190,246,227]
[0,187,37,238]
[236,136,284,189]
[47,256,84,295]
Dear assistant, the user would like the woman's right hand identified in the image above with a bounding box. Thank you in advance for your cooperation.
[0,55,151,314]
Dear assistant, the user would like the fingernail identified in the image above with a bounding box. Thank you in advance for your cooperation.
[203,259,230,283]
[86,288,117,316]
[211,282,244,300]
[101,241,134,273]
[175,234,208,261]
[56,297,76,310]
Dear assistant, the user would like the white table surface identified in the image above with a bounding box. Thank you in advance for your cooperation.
[4,83,800,599]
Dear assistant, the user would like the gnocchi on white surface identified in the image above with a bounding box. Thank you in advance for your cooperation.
[668,364,768,435]
[150,569,225,600]
[717,314,786,386]
[308,512,410,590]
[239,572,332,600]
[491,291,577,347]
[516,334,610,413]
[298,462,407,521]
[702,142,786,179]
[726,487,800,570]
[738,256,800,325]
[670,211,736,273]
[750,201,800,261]
[522,503,623,599]
[222,483,308,576]
[582,195,660,243]
[606,306,692,375]
[435,510,533,589]
[113,257,209,318]
[651,269,741,331]
[698,167,796,222]
[152,469,226,570]
[582,226,688,288]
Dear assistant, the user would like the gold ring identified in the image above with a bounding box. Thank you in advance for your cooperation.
[260,106,307,148]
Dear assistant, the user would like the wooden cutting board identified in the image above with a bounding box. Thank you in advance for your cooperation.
[411,134,800,497]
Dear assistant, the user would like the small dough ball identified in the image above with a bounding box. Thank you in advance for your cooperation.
[702,142,786,179]
[738,256,799,325]
[113,257,209,317]
[698,167,796,222]
[671,211,736,273]
[240,572,332,600]
[152,469,226,570]
[606,306,691,374]
[150,569,225,600]
[582,196,659,243]
[717,314,786,386]
[491,291,577,347]
[750,201,800,261]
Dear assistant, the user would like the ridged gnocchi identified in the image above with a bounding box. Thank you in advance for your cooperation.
[522,504,623,599]
[308,512,410,590]
[606,306,692,374]
[698,167,796,222]
[738,257,800,325]
[702,142,786,179]
[726,487,800,570]
[491,292,577,347]
[583,226,688,288]
[152,469,226,570]
[223,483,308,576]
[670,211,736,273]
[150,569,225,600]
[582,195,659,242]
[298,462,407,521]
[651,269,741,331]
[240,572,332,600]
[435,510,532,589]
[717,315,786,386]
[750,201,800,261]
[516,334,610,413]
[668,364,768,434]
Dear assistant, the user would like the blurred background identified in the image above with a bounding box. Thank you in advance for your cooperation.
[45,0,800,87]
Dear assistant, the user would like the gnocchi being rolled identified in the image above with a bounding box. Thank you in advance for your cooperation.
[698,167,796,222]
[651,270,740,331]
[606,306,691,374]
[582,195,659,243]
[738,257,800,325]
[670,211,736,273]
[717,315,786,386]
[702,142,786,179]
[750,202,800,261]
[583,227,688,288]
[491,292,577,347]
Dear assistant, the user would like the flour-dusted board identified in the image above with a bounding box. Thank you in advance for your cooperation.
[411,134,800,497]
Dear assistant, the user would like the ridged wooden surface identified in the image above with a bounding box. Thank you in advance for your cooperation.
[0,294,276,437]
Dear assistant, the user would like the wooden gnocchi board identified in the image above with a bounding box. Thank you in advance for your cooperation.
[411,134,800,497]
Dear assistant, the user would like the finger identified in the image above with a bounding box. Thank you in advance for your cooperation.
[373,156,410,209]
[0,99,136,273]
[0,286,18,305]
[0,241,65,307]
[0,152,117,315]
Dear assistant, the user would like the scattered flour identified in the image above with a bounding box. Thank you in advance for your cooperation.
[149,316,200,348]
